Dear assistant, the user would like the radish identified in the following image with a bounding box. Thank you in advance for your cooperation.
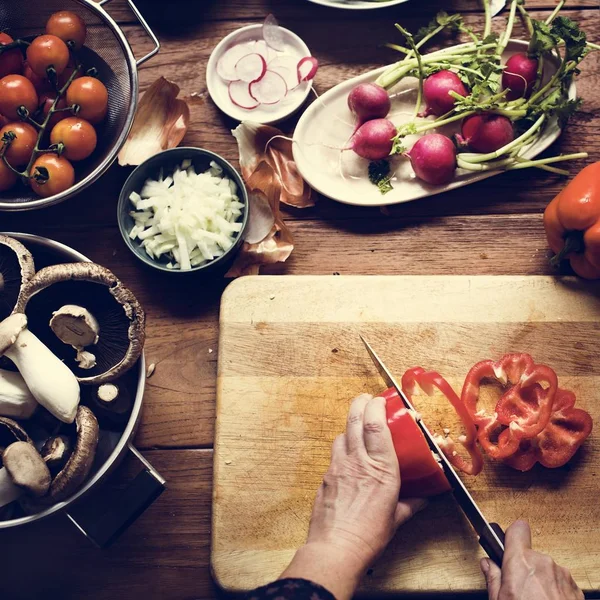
[228,80,260,110]
[406,134,457,185]
[421,70,468,117]
[349,118,396,161]
[235,53,267,83]
[217,43,253,81]
[253,40,277,63]
[263,14,286,52]
[268,55,299,90]
[502,53,538,100]
[458,113,514,153]
[249,70,288,105]
[297,57,318,83]
[347,83,391,124]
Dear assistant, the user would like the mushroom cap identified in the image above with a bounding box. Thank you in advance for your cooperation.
[0,416,31,453]
[3,441,51,498]
[0,313,27,356]
[41,434,73,473]
[0,236,35,322]
[16,263,145,385]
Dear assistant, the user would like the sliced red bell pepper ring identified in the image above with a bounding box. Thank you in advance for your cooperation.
[462,354,558,460]
[504,386,593,471]
[381,388,451,497]
[401,367,483,476]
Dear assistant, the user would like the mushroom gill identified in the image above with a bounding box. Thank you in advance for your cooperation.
[0,235,35,321]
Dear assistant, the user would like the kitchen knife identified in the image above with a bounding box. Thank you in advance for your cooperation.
[360,335,506,566]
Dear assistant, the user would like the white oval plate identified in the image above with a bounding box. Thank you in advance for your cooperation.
[293,40,575,207]
[307,0,409,9]
[207,24,313,125]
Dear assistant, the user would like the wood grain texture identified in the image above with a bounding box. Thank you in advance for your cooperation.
[0,449,215,600]
[214,276,600,594]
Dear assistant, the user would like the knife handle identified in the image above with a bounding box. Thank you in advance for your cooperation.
[479,522,506,567]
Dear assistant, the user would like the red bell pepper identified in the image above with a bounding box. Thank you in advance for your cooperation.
[461,354,558,460]
[504,386,593,471]
[401,368,483,476]
[381,388,450,497]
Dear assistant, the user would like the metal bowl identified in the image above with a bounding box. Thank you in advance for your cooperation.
[0,233,164,547]
[0,0,159,211]
[117,147,249,276]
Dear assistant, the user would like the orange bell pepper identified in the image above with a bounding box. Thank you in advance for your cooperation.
[544,162,600,279]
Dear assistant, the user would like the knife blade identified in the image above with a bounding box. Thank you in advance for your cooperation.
[360,335,505,566]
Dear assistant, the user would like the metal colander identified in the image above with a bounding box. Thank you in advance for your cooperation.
[0,0,159,211]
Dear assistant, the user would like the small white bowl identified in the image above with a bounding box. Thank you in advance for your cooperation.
[306,0,409,9]
[206,24,313,125]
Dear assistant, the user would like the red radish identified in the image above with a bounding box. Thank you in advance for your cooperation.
[250,70,288,104]
[228,80,260,109]
[406,134,457,185]
[458,113,514,153]
[268,55,300,90]
[263,14,286,52]
[235,53,267,83]
[348,83,391,123]
[502,53,538,100]
[217,43,254,81]
[421,70,468,117]
[253,40,277,63]
[297,56,318,83]
[349,118,396,161]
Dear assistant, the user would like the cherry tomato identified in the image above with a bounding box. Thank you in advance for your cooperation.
[23,61,51,95]
[66,76,108,124]
[50,117,96,161]
[0,122,37,167]
[0,160,18,192]
[0,75,38,120]
[0,33,24,79]
[26,35,70,79]
[30,154,74,197]
[46,11,87,51]
[39,92,70,129]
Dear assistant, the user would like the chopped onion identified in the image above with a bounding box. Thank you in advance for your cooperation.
[128,160,244,271]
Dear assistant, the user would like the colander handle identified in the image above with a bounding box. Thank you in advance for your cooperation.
[65,443,166,548]
[99,0,161,67]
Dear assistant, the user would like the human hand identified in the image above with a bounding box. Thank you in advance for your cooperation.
[481,520,583,600]
[281,394,426,600]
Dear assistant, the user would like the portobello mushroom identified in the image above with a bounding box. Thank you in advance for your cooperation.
[0,235,35,321]
[16,263,145,385]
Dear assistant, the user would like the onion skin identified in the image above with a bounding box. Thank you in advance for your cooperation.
[502,53,538,101]
[348,83,391,123]
[350,118,396,161]
[459,113,515,153]
[421,70,468,117]
[406,134,457,185]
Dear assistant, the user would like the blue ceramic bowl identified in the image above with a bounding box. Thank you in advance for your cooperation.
[117,147,248,275]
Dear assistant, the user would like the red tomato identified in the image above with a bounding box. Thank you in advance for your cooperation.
[0,75,38,120]
[39,92,70,129]
[0,33,24,79]
[46,11,87,51]
[26,35,70,78]
[50,117,97,161]
[0,160,18,192]
[66,77,108,124]
[382,388,451,498]
[30,154,74,197]
[23,61,51,95]
[0,122,37,167]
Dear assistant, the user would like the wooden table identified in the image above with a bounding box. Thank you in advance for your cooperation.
[0,0,597,598]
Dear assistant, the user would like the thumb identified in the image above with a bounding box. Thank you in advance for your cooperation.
[480,558,501,600]
[394,498,428,528]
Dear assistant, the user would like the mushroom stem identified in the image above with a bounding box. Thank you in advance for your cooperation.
[50,305,100,347]
[0,315,80,424]
[0,368,37,419]
[0,468,22,508]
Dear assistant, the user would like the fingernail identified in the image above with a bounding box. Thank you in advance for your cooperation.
[481,558,490,575]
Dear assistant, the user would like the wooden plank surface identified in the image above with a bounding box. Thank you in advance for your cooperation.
[214,276,600,594]
[0,0,598,598]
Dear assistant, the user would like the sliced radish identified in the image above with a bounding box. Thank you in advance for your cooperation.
[217,43,254,81]
[263,14,286,52]
[268,55,301,91]
[228,80,260,109]
[253,39,278,63]
[235,53,267,83]
[297,56,319,83]
[249,71,288,105]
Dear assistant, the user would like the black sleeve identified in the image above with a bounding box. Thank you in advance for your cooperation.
[246,578,336,600]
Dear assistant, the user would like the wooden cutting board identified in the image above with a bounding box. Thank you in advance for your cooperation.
[212,276,600,594]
